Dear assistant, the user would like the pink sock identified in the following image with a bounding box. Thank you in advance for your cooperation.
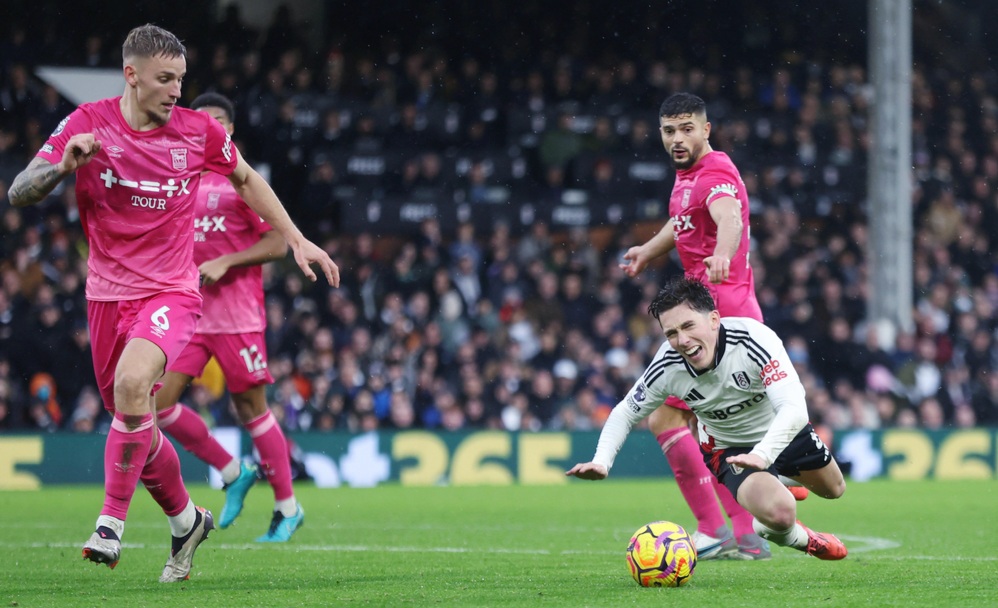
[101,412,155,520]
[158,403,236,472]
[713,477,755,538]
[246,410,294,502]
[657,427,727,535]
[140,428,191,516]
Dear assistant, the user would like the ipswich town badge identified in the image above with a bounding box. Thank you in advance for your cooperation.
[170,148,188,171]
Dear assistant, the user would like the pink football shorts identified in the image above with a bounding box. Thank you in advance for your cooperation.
[168,331,274,394]
[88,291,202,413]
[705,281,763,322]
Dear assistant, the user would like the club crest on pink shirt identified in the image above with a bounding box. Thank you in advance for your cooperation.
[170,148,188,171]
[206,191,220,211]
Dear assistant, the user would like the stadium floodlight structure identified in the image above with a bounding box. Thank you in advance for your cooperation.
[867,0,913,335]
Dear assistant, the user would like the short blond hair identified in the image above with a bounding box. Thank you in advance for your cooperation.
[122,24,186,63]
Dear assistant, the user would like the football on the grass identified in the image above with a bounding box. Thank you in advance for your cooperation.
[626,520,696,587]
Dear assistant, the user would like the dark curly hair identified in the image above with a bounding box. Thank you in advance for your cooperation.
[647,276,716,321]
[659,92,707,120]
[191,92,235,123]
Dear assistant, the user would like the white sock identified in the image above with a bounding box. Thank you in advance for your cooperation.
[167,500,196,537]
[96,515,125,539]
[275,498,298,518]
[752,518,809,550]
[779,475,803,487]
[220,459,241,485]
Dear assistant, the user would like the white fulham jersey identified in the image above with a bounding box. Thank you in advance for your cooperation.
[592,317,809,470]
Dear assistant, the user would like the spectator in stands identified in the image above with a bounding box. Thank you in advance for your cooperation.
[2,1,998,441]
[539,113,583,175]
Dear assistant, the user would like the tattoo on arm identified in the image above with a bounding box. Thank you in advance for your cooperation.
[8,158,66,207]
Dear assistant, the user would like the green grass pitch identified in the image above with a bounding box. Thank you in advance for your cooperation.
[1,479,995,607]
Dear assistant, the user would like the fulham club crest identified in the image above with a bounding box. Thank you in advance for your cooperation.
[732,371,751,389]
[170,148,188,171]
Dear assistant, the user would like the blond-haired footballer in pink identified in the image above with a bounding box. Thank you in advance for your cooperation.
[154,92,303,543]
[7,24,338,582]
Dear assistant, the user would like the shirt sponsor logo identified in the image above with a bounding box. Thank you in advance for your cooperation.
[194,215,226,232]
[732,371,751,390]
[760,359,788,386]
[40,144,54,154]
[170,148,188,171]
[52,116,70,136]
[132,195,167,210]
[701,393,765,421]
[671,214,695,232]
[99,168,192,211]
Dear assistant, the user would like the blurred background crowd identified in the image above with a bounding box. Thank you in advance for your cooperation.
[1,1,997,437]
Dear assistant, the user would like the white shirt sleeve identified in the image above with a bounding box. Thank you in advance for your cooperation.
[591,398,644,470]
[747,379,808,468]
[591,361,672,470]
[593,342,669,471]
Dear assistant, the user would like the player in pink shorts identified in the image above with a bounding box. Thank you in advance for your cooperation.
[619,93,803,561]
[7,25,338,581]
[154,93,303,543]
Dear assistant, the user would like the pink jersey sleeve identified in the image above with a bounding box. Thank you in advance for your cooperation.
[670,152,761,319]
[36,109,93,165]
[241,197,274,238]
[693,156,748,212]
[203,117,238,177]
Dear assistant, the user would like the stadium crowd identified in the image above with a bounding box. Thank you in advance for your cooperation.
[1,1,997,436]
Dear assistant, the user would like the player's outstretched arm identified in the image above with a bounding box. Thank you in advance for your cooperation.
[704,196,742,284]
[226,150,339,286]
[619,218,676,277]
[290,238,339,286]
[565,462,609,480]
[8,135,101,207]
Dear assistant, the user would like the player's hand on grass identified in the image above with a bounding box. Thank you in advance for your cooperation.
[292,239,340,286]
[725,453,766,471]
[565,462,608,480]
[61,134,102,173]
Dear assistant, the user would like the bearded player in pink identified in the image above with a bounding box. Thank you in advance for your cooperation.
[7,25,338,581]
[619,92,804,561]
[154,92,302,543]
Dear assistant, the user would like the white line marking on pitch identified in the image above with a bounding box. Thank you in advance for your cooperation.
[0,534,949,559]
